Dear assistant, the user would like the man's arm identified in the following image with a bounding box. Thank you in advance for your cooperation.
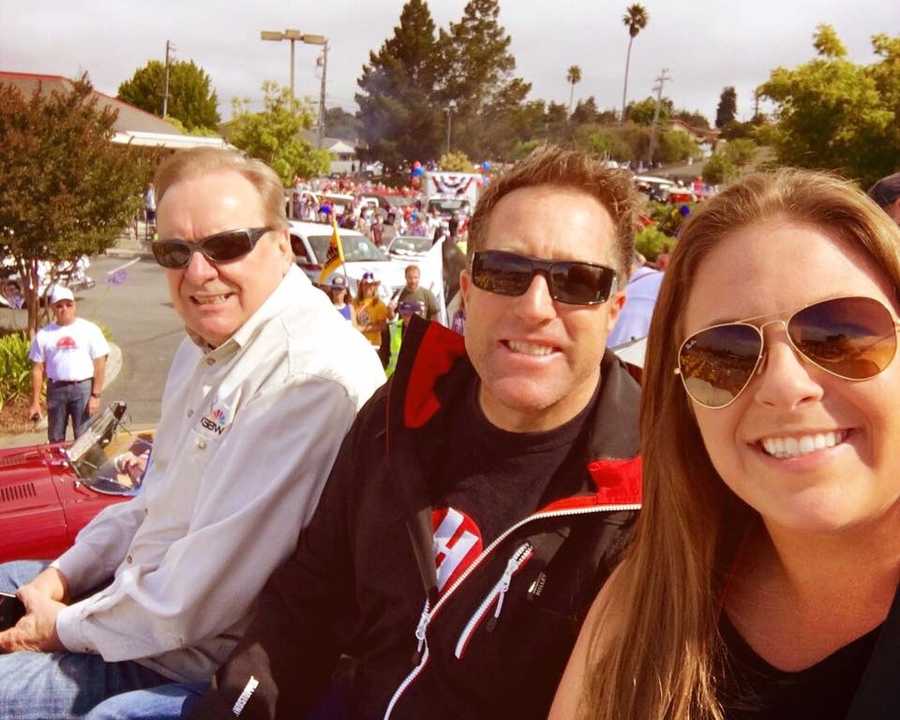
[88,355,107,416]
[426,289,440,321]
[29,361,44,419]
[53,376,359,663]
[188,397,375,720]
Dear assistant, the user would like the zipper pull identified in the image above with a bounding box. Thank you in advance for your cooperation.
[411,600,431,663]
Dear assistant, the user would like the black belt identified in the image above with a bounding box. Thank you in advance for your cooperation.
[49,378,92,386]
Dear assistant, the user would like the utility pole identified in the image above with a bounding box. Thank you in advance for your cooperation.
[162,40,175,118]
[444,103,455,155]
[317,42,328,149]
[646,68,672,168]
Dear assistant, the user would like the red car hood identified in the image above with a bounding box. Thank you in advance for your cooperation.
[0,444,61,513]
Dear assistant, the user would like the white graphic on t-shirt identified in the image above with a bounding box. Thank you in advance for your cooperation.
[432,507,483,593]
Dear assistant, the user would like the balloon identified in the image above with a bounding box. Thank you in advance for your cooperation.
[481,161,492,172]
[679,204,691,217]
[412,167,425,177]
[413,161,422,169]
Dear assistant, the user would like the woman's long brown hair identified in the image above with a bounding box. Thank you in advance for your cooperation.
[581,169,900,720]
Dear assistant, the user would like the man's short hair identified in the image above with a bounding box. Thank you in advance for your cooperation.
[867,172,900,209]
[466,146,638,283]
[153,148,289,230]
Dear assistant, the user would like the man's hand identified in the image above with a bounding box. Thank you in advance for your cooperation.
[24,567,70,604]
[116,450,150,483]
[28,402,41,422]
[0,585,67,653]
[87,395,100,416]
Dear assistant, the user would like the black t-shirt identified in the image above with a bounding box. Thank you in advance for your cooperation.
[719,611,880,719]
[431,374,599,547]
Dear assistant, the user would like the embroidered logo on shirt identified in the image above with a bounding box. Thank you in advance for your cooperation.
[199,403,231,436]
[432,507,483,594]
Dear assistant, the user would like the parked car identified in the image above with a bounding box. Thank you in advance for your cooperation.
[0,402,152,563]
[288,221,408,301]
[386,234,434,261]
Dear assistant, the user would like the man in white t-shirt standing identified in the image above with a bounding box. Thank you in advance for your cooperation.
[28,286,109,442]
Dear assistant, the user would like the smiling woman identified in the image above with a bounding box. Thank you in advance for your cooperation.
[550,169,900,720]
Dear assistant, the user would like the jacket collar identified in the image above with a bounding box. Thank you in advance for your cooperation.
[390,316,642,508]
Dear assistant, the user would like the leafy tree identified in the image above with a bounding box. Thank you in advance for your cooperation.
[673,109,711,130]
[715,86,737,128]
[355,0,442,171]
[702,152,737,185]
[229,82,330,185]
[621,4,649,123]
[657,130,701,164]
[627,96,673,126]
[324,107,362,140]
[573,124,632,162]
[759,25,899,186]
[439,150,473,171]
[0,75,155,335]
[438,0,531,159]
[118,59,220,131]
[570,96,599,125]
[566,65,582,114]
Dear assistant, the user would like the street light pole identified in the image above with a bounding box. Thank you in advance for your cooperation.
[318,42,328,149]
[261,29,303,104]
[162,40,175,118]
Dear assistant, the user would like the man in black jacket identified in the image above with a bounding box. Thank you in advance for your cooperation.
[189,146,643,720]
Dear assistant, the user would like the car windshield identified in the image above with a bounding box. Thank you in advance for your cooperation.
[308,234,388,263]
[428,198,466,214]
[390,236,433,255]
[65,402,152,496]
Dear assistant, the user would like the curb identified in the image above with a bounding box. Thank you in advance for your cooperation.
[1,342,123,441]
[105,248,154,260]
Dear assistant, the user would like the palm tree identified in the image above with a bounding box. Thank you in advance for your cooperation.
[621,3,649,124]
[566,65,582,115]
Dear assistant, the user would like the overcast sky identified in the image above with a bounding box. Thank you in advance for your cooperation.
[3,0,898,129]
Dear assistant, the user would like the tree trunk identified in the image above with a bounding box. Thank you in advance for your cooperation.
[569,83,575,115]
[621,37,634,124]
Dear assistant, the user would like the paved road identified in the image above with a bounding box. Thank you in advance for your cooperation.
[2,255,183,435]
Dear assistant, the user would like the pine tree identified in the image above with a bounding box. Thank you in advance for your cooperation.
[438,0,531,159]
[715,87,737,128]
[355,0,442,171]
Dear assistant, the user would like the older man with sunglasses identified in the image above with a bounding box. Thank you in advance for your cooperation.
[187,146,643,720]
[0,148,385,720]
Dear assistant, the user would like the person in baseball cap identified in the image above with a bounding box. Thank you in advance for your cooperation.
[868,172,900,226]
[28,285,109,442]
[353,270,390,361]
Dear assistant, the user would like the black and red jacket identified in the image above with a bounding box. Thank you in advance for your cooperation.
[189,317,642,720]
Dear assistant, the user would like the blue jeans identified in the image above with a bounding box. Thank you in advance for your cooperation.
[47,379,92,443]
[0,560,182,720]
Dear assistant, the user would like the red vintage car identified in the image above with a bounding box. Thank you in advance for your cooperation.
[0,402,152,563]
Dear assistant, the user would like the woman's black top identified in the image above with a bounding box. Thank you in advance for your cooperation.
[719,612,880,719]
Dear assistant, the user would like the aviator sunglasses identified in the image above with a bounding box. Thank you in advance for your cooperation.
[676,295,900,409]
[471,250,618,305]
[152,227,274,269]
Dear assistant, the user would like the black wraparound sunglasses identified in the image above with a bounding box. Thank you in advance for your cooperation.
[676,295,900,409]
[471,250,618,305]
[152,227,274,269]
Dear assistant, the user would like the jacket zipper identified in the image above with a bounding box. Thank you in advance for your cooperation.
[454,542,533,659]
[381,502,639,719]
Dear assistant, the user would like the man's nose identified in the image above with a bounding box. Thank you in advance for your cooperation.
[513,273,556,322]
[182,249,219,283]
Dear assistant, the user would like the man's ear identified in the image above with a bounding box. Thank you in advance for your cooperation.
[459,267,472,307]
[276,229,293,271]
[605,289,627,332]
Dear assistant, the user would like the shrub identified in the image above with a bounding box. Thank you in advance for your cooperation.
[635,226,674,262]
[0,331,32,411]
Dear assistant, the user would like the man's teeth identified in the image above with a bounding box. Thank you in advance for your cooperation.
[194,294,230,305]
[761,431,847,459]
[507,340,554,357]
